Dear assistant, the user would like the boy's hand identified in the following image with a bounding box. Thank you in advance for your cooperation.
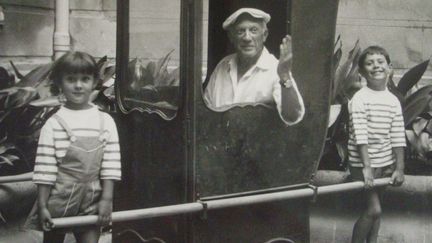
[97,198,112,226]
[362,167,374,189]
[38,207,53,231]
[389,169,404,187]
[277,35,293,81]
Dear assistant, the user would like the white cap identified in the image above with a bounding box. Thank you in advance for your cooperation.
[222,8,271,30]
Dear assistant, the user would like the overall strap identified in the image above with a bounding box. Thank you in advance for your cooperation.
[98,111,106,142]
[53,114,77,142]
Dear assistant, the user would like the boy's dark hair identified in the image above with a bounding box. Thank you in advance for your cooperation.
[50,51,99,94]
[358,45,391,69]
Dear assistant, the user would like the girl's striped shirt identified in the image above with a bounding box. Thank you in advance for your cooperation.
[33,105,121,185]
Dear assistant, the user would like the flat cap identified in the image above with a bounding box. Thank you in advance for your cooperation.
[222,8,271,30]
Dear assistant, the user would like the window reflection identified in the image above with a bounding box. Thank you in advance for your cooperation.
[121,0,180,120]
[201,1,305,126]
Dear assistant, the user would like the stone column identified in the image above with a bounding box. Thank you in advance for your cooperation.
[53,0,70,60]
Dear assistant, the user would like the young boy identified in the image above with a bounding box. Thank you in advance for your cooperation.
[348,46,406,243]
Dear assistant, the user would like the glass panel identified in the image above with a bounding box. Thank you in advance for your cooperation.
[196,0,338,198]
[201,0,303,126]
[122,0,181,120]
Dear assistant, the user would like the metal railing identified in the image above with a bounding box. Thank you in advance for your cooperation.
[52,178,391,228]
[0,172,33,184]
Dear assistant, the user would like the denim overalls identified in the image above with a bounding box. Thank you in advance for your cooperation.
[25,112,107,231]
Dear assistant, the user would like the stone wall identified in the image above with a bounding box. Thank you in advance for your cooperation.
[0,0,431,81]
[0,0,116,74]
[336,0,432,84]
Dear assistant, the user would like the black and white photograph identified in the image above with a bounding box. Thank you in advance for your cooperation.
[0,0,432,242]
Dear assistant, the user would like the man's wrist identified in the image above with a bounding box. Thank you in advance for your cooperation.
[279,78,293,88]
[100,197,113,202]
[38,203,47,209]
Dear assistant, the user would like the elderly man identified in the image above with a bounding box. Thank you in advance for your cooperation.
[204,8,305,125]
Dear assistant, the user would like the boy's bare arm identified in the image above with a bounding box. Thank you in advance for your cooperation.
[37,184,53,230]
[357,144,374,189]
[390,147,405,186]
[98,179,115,226]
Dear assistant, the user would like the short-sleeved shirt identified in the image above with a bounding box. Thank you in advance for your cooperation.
[203,47,305,125]
[33,105,121,185]
[348,86,406,168]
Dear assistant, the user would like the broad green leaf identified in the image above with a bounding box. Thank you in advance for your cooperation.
[334,34,341,49]
[333,40,361,102]
[0,154,20,165]
[103,85,115,100]
[397,59,430,96]
[424,112,432,135]
[0,110,11,124]
[332,45,342,76]
[16,62,53,88]
[0,67,15,90]
[330,38,342,101]
[97,56,116,86]
[388,77,405,106]
[139,63,154,86]
[328,104,342,128]
[411,117,429,136]
[166,67,180,86]
[9,60,24,79]
[92,87,115,112]
[0,87,38,110]
[403,85,432,126]
[29,96,61,107]
[145,60,156,81]
[90,90,100,102]
[101,65,116,84]
[0,142,16,155]
[154,69,171,87]
[0,211,5,223]
[154,49,174,80]
[335,142,348,164]
[97,55,108,70]
[128,58,144,90]
[406,128,432,161]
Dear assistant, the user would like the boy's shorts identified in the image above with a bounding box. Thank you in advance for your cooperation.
[349,163,395,182]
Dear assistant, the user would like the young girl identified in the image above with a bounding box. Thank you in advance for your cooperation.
[24,51,121,243]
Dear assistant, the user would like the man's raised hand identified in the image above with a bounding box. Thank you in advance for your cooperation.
[277,35,293,81]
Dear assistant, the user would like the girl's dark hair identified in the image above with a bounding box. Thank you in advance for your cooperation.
[358,45,391,69]
[50,51,99,94]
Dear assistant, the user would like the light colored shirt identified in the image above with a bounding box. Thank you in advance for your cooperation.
[204,48,305,125]
[348,86,406,168]
[33,105,121,185]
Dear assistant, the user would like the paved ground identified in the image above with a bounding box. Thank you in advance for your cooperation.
[310,205,432,243]
[309,173,432,243]
[3,207,430,243]
[0,218,111,243]
[2,174,431,243]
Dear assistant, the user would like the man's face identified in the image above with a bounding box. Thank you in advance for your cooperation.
[229,15,268,61]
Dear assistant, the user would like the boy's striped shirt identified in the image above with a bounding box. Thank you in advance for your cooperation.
[33,106,121,185]
[348,87,406,168]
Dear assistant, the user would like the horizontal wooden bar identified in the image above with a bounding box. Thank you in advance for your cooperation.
[52,178,391,228]
[0,172,33,184]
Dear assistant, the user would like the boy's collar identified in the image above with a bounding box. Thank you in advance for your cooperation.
[365,85,388,92]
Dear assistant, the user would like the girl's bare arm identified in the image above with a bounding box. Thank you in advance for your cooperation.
[98,179,115,225]
[37,184,53,230]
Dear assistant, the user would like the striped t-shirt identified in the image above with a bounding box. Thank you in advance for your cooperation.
[33,105,121,185]
[348,86,406,168]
